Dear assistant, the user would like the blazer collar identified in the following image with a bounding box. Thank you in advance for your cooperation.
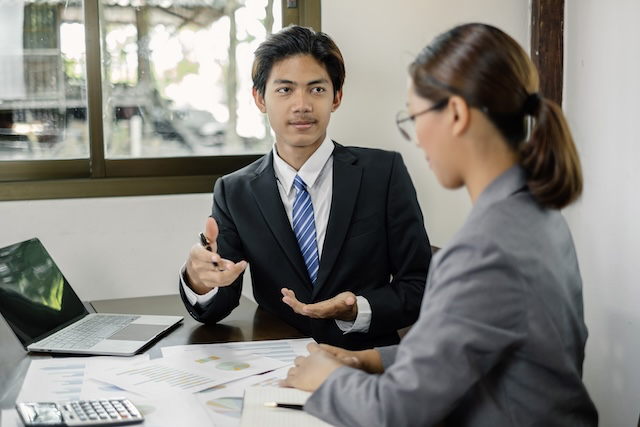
[313,142,362,296]
[250,152,312,286]
[472,165,529,216]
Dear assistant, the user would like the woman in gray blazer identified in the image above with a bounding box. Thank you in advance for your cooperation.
[282,23,598,426]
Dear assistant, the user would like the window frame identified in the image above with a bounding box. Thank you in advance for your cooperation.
[0,0,320,201]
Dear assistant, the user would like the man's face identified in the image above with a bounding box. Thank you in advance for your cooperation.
[253,54,342,154]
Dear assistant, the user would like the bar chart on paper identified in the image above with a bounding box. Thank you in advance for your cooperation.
[118,364,215,390]
[17,356,150,403]
[218,339,314,363]
[161,338,316,363]
[25,362,85,400]
[95,347,289,397]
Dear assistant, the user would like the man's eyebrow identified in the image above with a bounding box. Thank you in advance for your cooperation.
[271,78,330,86]
[306,78,330,86]
[273,79,295,85]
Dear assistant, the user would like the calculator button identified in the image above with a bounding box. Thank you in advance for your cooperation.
[55,398,144,426]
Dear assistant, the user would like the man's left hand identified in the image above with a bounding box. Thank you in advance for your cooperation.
[281,288,358,321]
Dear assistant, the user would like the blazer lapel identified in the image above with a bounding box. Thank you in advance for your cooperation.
[314,143,362,296]
[249,153,311,286]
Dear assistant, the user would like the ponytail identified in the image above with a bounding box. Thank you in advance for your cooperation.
[520,97,583,209]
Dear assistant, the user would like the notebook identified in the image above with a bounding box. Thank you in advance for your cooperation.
[0,237,183,356]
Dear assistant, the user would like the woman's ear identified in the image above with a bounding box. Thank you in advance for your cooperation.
[449,95,471,136]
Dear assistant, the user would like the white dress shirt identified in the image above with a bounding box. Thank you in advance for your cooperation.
[181,136,371,333]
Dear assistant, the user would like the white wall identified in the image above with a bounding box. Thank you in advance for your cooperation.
[564,1,640,425]
[0,194,212,301]
[323,0,529,245]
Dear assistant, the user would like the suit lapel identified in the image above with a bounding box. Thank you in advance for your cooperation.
[314,143,362,296]
[249,153,311,286]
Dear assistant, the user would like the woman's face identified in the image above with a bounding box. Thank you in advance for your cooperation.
[406,84,464,189]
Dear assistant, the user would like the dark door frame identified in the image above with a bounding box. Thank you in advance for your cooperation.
[531,0,564,104]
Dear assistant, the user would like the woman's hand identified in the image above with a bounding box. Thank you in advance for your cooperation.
[317,343,384,374]
[281,343,384,391]
[281,343,345,391]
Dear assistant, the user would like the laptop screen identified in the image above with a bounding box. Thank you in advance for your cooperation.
[0,238,88,348]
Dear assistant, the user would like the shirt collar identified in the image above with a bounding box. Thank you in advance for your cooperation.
[272,136,334,195]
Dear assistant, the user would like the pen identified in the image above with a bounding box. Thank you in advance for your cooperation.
[264,402,304,411]
[199,232,212,251]
[199,232,219,270]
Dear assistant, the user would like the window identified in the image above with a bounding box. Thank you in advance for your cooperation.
[0,0,320,200]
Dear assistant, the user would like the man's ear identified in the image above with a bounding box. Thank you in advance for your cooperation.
[252,87,267,113]
[449,95,471,136]
[331,89,343,112]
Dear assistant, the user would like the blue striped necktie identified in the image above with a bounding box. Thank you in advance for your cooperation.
[292,175,319,285]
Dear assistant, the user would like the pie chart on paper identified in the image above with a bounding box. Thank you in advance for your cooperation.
[206,397,243,418]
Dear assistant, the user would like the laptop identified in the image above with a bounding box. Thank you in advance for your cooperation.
[0,238,183,356]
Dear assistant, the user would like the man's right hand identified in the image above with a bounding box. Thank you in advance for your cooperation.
[185,217,248,295]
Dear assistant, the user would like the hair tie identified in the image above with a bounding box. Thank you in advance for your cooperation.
[523,92,541,116]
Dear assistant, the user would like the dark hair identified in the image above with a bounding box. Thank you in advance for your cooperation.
[410,23,582,209]
[252,25,345,99]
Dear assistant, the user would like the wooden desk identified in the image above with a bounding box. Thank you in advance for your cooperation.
[0,294,306,410]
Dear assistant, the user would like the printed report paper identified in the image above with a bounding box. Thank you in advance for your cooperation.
[94,347,289,397]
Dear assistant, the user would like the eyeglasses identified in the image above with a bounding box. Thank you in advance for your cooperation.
[396,98,449,142]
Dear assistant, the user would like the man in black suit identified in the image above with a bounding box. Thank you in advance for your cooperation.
[179,25,431,350]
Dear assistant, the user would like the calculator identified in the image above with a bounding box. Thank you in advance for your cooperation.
[15,398,144,426]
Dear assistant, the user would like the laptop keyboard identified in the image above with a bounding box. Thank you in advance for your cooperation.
[38,315,140,349]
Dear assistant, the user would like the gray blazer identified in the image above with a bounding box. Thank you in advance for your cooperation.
[305,166,598,426]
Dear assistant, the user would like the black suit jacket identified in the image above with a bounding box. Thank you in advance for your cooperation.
[180,142,431,350]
